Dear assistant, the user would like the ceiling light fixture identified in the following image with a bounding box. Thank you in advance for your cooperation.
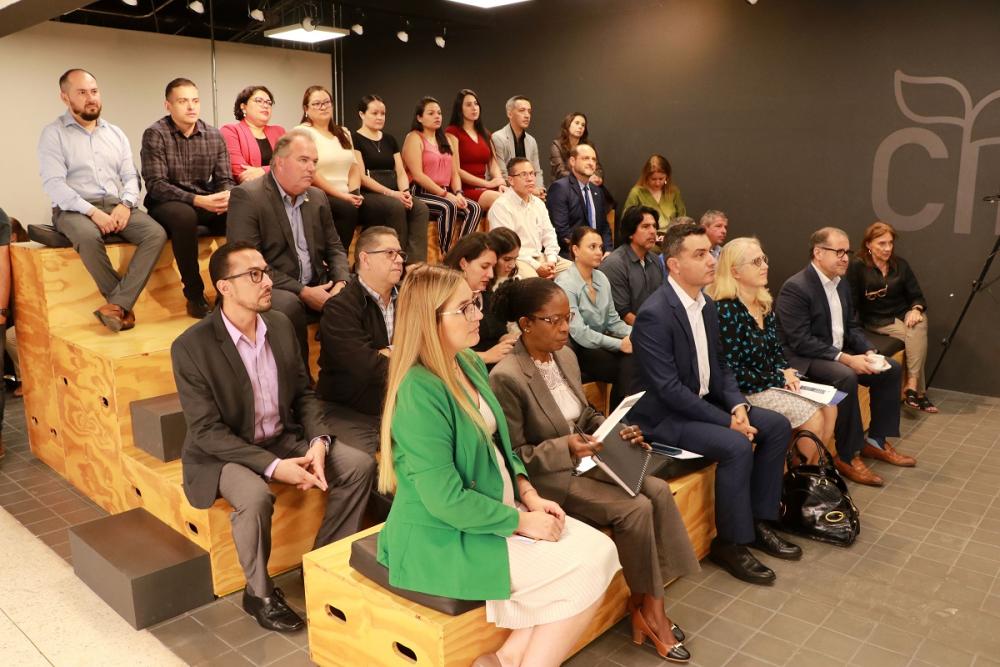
[445,0,530,8]
[265,18,349,43]
[187,1,205,14]
[351,23,364,35]
[434,28,446,48]
[396,21,410,43]
[746,0,759,4]
[249,6,265,22]
[121,0,139,6]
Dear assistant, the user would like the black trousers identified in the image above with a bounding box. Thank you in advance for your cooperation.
[572,341,637,409]
[147,201,226,301]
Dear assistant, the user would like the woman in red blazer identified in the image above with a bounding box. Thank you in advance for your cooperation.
[221,85,286,183]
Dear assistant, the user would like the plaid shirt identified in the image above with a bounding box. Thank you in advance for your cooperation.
[140,116,234,207]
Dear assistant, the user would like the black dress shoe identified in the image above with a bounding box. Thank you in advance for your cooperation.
[242,587,305,632]
[751,521,803,560]
[708,537,776,585]
[186,297,212,319]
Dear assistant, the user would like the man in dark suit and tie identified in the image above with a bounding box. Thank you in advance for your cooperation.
[546,144,612,255]
[631,223,796,585]
[171,241,375,632]
[227,128,350,372]
[776,227,914,487]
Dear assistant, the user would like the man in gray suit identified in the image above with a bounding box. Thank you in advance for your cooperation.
[227,129,350,372]
[171,241,375,632]
[492,95,545,198]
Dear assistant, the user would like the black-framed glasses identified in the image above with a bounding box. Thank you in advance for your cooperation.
[438,293,483,322]
[309,100,333,109]
[510,170,537,179]
[223,266,273,283]
[250,97,274,107]
[819,246,852,259]
[740,254,769,268]
[865,280,888,300]
[365,248,407,263]
[530,312,575,326]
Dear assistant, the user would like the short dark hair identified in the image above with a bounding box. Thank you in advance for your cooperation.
[357,226,399,254]
[487,227,521,256]
[663,222,706,259]
[569,225,602,259]
[442,231,493,270]
[618,206,659,246]
[209,241,258,303]
[165,77,197,99]
[809,226,848,260]
[506,156,532,175]
[491,277,564,326]
[59,68,95,91]
[233,85,274,120]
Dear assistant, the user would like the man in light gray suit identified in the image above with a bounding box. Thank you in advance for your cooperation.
[492,95,546,198]
[171,241,374,633]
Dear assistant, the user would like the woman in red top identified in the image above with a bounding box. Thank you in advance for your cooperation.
[446,89,506,212]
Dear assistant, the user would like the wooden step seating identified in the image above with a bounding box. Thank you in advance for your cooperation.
[302,465,716,667]
[69,507,215,629]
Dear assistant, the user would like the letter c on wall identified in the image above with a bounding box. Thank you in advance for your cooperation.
[872,127,948,232]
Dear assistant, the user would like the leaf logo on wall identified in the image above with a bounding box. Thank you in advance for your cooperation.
[872,70,1000,234]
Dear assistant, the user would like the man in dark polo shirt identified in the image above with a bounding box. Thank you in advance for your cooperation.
[600,206,667,325]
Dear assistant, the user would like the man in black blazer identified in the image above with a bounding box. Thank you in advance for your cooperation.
[546,144,612,255]
[631,223,795,585]
[171,241,375,632]
[227,129,350,372]
[776,227,914,487]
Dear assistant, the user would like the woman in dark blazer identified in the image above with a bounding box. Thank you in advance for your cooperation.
[377,265,620,667]
[489,277,698,663]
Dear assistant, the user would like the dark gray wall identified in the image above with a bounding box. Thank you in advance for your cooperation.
[343,0,1000,396]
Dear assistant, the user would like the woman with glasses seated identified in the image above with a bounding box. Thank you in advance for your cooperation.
[402,97,482,254]
[489,277,698,664]
[354,95,430,265]
[221,86,286,184]
[446,89,506,212]
[377,265,622,667]
[443,232,517,367]
[707,238,837,461]
[296,86,364,248]
[556,226,635,408]
[848,222,935,412]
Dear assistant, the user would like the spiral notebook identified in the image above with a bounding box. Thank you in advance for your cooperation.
[588,428,654,497]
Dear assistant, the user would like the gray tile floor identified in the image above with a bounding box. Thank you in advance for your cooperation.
[3,387,1000,666]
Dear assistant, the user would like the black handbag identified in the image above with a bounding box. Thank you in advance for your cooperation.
[778,431,860,547]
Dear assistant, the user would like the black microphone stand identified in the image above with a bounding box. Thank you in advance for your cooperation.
[927,192,1000,388]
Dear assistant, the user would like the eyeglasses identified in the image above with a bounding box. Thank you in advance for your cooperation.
[530,312,575,326]
[740,254,769,268]
[251,97,274,107]
[365,248,407,263]
[510,170,537,179]
[819,246,852,259]
[865,279,888,300]
[222,266,273,283]
[309,100,333,109]
[438,294,483,322]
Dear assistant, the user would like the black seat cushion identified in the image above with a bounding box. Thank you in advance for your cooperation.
[349,532,483,616]
[864,330,905,357]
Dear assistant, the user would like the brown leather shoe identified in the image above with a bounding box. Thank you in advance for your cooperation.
[121,309,136,331]
[93,303,125,332]
[862,441,916,467]
[834,455,884,486]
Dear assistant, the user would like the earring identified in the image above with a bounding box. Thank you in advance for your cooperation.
[524,328,531,333]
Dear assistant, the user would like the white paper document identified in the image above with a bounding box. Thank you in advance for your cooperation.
[574,391,646,474]
[776,380,839,405]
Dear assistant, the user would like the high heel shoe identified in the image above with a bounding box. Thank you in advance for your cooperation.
[631,607,691,663]
[627,598,686,643]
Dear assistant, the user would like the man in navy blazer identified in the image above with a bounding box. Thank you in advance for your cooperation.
[546,144,612,255]
[631,223,795,585]
[776,227,914,487]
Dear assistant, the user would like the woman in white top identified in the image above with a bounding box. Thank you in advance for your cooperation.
[296,85,363,248]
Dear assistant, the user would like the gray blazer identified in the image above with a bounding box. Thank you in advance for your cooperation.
[226,174,349,295]
[489,341,603,504]
[491,124,545,189]
[171,309,331,508]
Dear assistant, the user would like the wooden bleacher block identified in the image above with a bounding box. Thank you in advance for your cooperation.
[130,394,186,462]
[121,447,328,596]
[303,467,716,667]
[69,508,215,629]
[582,380,612,415]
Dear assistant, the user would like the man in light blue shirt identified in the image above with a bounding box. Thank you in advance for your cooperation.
[38,68,167,332]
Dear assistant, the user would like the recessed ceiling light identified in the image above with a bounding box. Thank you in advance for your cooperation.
[446,0,530,7]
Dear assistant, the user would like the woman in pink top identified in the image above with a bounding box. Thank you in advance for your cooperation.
[220,85,286,183]
[402,97,482,253]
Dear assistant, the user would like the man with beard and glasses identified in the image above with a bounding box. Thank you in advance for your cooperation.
[38,68,167,332]
[171,241,375,633]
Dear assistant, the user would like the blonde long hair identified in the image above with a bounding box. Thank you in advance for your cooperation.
[706,237,774,314]
[378,265,488,494]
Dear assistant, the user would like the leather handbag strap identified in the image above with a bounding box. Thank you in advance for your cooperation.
[786,429,835,469]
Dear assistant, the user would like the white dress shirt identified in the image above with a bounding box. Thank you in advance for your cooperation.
[668,276,711,397]
[812,263,844,352]
[487,188,560,268]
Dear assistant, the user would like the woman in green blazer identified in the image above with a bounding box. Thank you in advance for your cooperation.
[377,265,620,667]
[623,154,686,239]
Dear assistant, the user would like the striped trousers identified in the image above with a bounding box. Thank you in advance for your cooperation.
[411,185,481,253]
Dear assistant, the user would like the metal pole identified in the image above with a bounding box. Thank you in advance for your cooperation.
[209,0,219,127]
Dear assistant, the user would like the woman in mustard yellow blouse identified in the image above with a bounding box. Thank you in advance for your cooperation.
[377,265,621,667]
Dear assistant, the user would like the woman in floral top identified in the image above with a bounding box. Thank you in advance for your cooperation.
[706,238,836,461]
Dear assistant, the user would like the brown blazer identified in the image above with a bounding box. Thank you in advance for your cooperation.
[489,341,604,505]
[171,308,331,508]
